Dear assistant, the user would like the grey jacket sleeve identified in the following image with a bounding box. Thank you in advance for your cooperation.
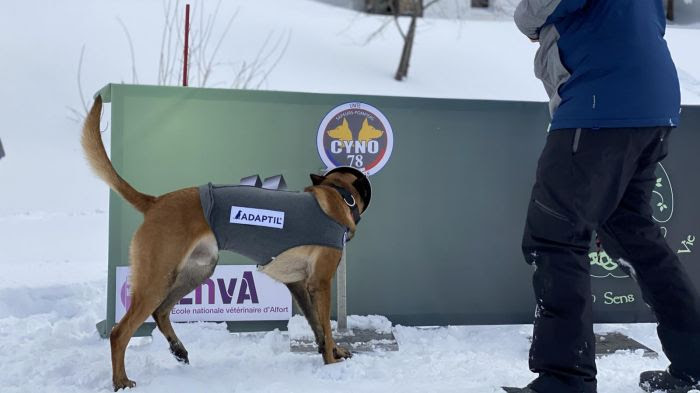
[514,0,561,39]
[514,0,585,39]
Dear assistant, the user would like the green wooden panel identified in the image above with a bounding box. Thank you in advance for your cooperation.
[97,83,700,336]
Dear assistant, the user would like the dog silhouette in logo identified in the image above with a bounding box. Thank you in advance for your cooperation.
[358,118,384,142]
[327,118,353,141]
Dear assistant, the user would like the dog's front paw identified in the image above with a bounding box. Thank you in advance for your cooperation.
[333,346,352,360]
[113,378,136,391]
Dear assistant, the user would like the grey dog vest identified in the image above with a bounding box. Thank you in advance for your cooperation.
[199,184,346,265]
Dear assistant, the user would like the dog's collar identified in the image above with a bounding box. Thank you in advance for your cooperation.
[329,185,361,226]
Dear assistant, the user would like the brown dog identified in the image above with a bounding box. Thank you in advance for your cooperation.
[81,97,370,391]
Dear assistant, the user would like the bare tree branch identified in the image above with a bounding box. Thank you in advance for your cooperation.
[363,17,393,45]
[159,0,183,86]
[66,106,84,124]
[116,17,139,84]
[66,45,88,123]
[393,16,407,39]
[77,45,87,113]
[255,30,292,89]
[424,0,442,10]
[201,6,238,86]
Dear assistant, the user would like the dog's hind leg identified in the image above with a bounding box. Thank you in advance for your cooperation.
[110,231,174,391]
[111,290,163,391]
[107,187,211,390]
[287,281,324,350]
[152,234,218,364]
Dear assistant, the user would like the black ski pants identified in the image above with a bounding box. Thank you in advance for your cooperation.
[522,127,700,393]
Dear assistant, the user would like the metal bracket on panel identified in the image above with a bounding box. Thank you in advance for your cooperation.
[239,174,262,187]
[262,175,287,190]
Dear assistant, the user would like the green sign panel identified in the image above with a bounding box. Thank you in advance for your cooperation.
[96,83,700,336]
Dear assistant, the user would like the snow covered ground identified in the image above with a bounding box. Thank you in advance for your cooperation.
[1,0,699,392]
[0,305,673,393]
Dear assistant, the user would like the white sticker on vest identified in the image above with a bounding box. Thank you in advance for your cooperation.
[230,206,285,229]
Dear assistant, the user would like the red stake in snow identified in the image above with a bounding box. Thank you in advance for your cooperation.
[183,3,190,87]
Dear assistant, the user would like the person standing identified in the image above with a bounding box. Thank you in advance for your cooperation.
[509,0,700,392]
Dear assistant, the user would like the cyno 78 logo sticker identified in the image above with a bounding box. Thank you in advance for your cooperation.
[317,102,394,176]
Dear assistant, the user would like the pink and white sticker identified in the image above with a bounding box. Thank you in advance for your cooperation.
[115,265,292,322]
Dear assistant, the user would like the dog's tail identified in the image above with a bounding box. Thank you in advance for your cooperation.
[81,96,156,214]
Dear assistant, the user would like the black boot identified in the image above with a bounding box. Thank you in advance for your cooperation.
[502,387,539,393]
[503,375,595,393]
[639,370,700,393]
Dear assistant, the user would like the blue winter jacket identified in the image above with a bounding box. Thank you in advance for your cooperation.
[514,0,681,130]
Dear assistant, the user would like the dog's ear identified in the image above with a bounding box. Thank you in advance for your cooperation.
[310,174,326,186]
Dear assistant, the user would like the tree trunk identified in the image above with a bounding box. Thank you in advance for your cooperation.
[666,0,674,21]
[394,14,417,81]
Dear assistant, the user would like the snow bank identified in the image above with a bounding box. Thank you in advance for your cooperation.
[288,314,393,339]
